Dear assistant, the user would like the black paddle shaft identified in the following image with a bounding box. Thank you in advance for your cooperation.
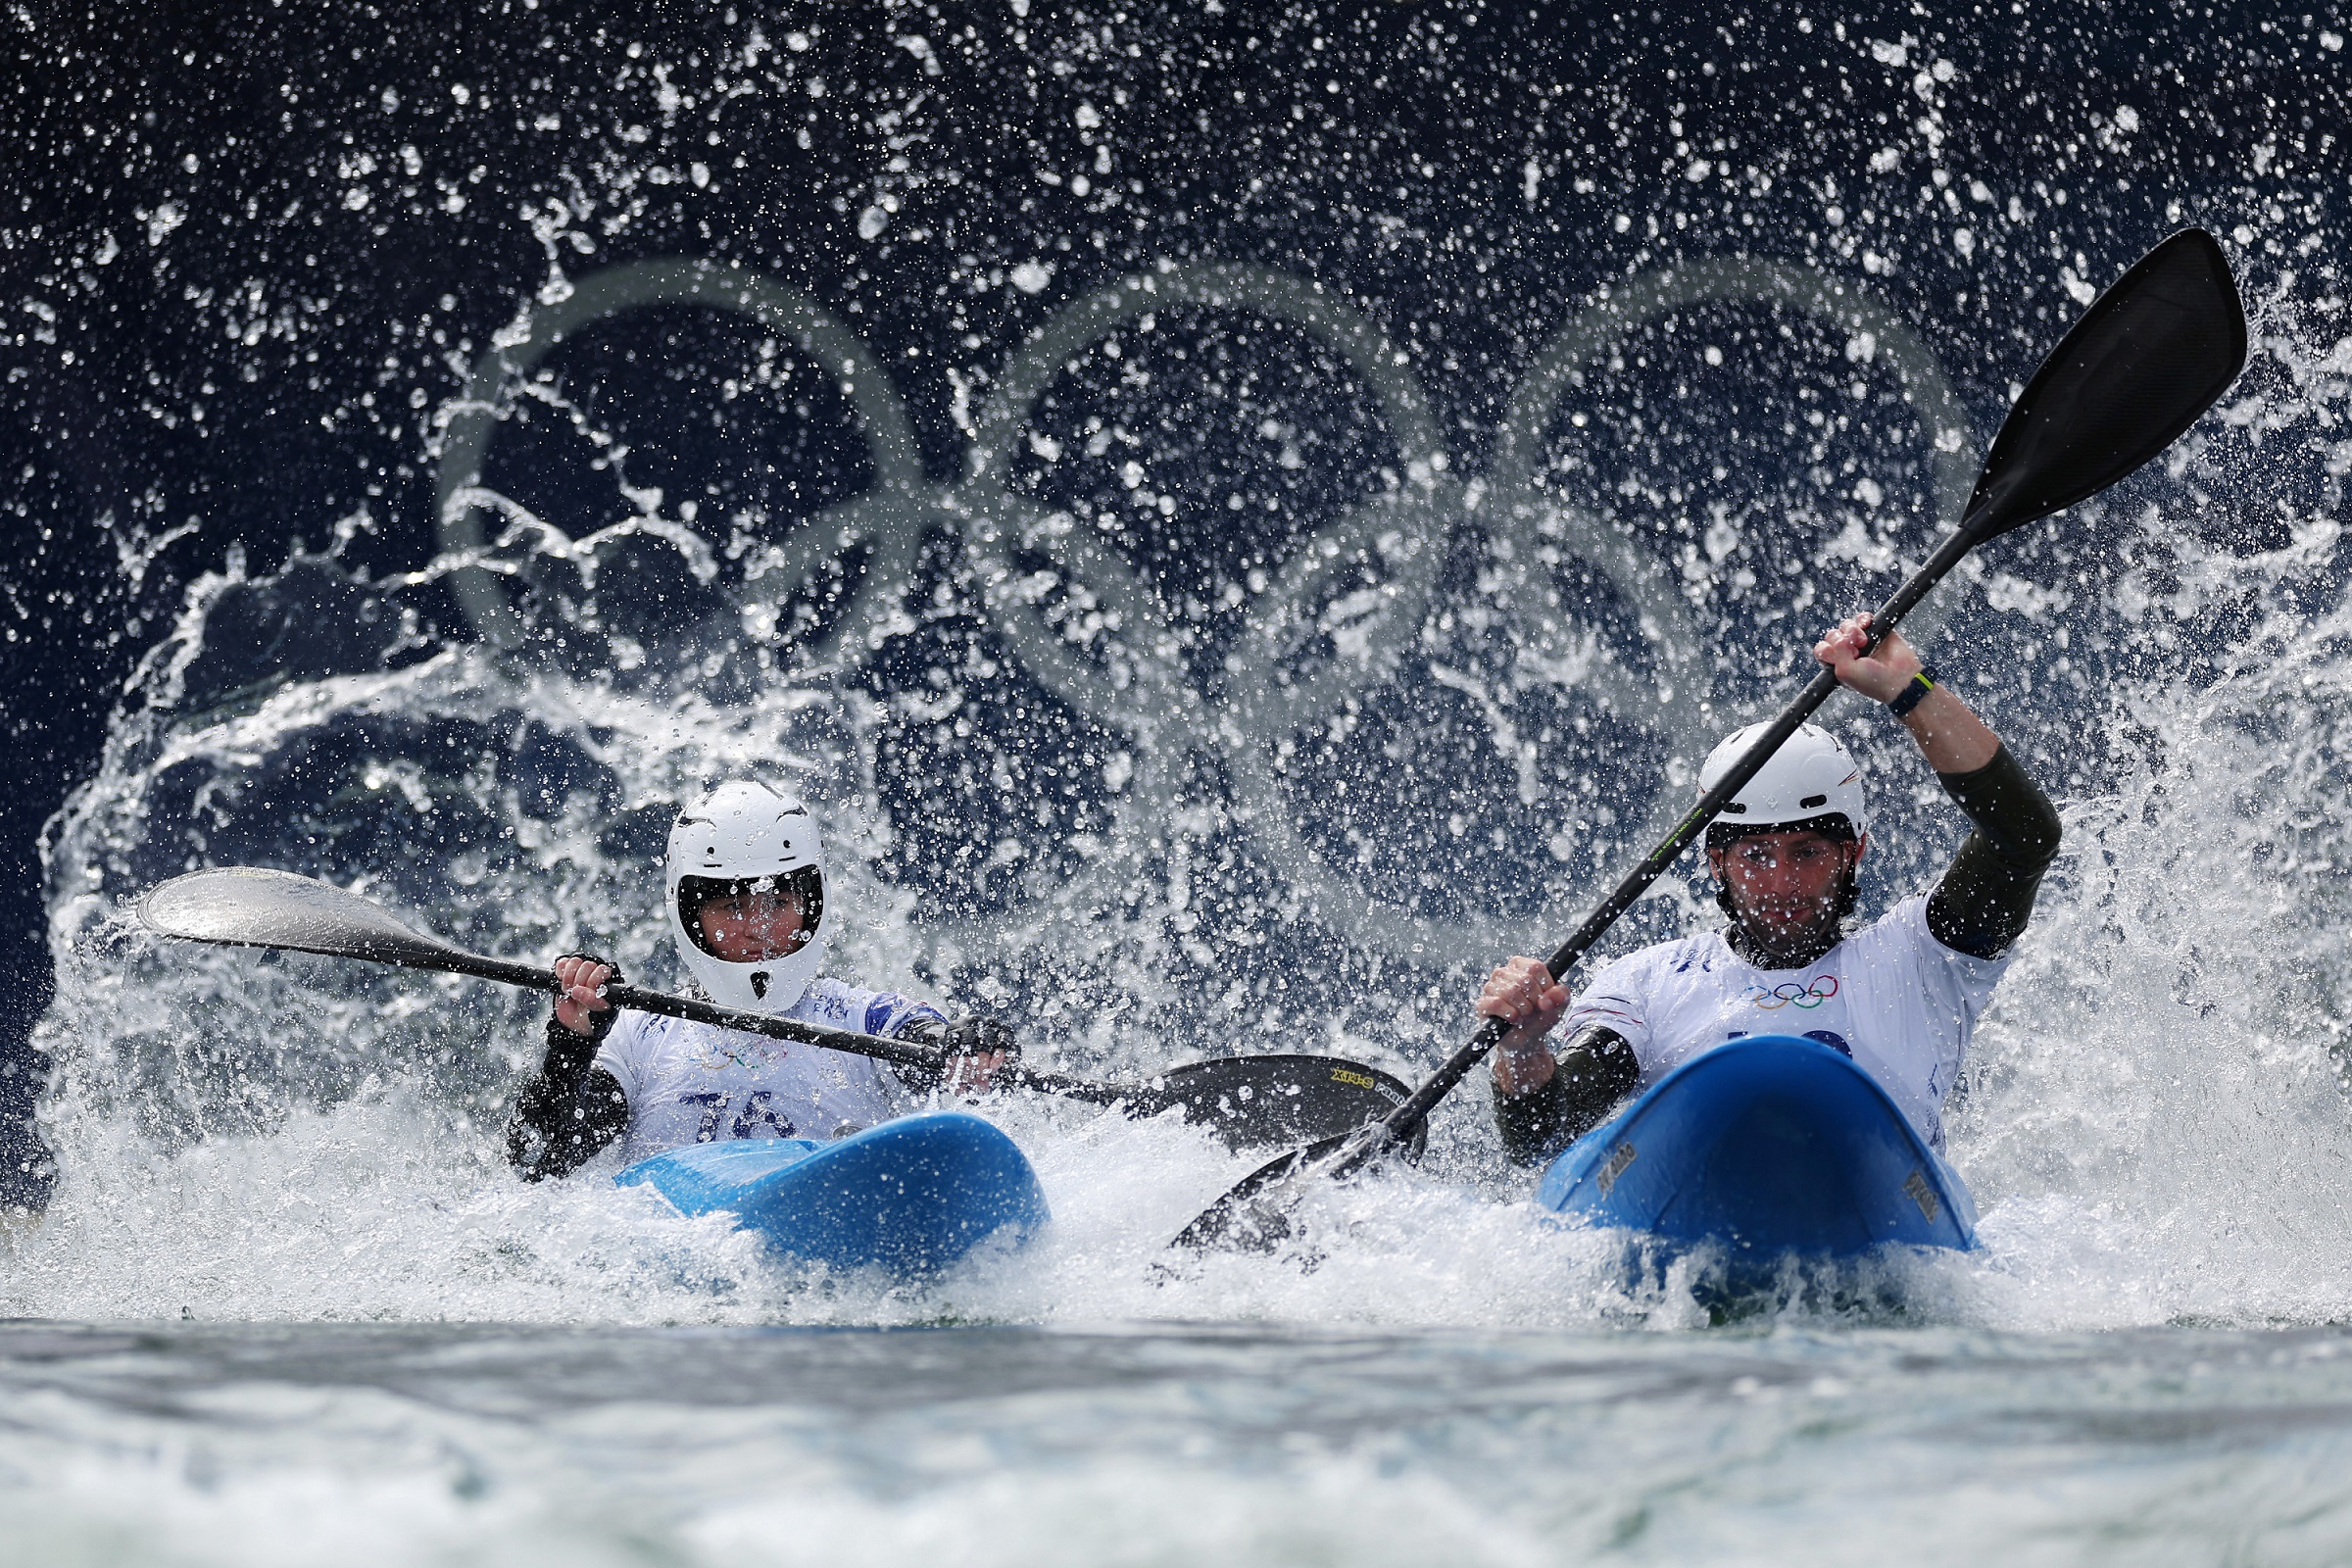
[600,979,1229,1108]
[343,918,1431,1151]
[518,978,1405,1118]
[1227,226,2250,1195]
[134,865,1423,1137]
[127,892,1004,1085]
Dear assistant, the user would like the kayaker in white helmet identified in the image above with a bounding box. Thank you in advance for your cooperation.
[505,779,1014,1180]
[1481,612,2061,1159]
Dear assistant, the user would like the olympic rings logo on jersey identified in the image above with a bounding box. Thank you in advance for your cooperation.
[1747,975,1840,1010]
[433,251,1975,963]
[696,1038,789,1072]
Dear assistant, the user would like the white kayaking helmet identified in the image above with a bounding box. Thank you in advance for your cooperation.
[1697,721,1869,847]
[664,779,828,1013]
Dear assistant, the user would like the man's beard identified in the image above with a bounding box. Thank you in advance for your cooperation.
[1721,863,1859,969]
[1730,900,1844,968]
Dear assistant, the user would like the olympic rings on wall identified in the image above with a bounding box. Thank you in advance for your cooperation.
[431,253,1970,965]
[433,258,943,661]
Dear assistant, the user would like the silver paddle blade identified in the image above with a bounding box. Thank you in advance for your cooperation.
[139,866,465,967]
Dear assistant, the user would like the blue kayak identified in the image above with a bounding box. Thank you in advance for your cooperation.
[616,1111,1050,1275]
[1536,1034,1977,1258]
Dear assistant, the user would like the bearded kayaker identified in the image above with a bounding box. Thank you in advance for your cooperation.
[506,779,1013,1180]
[1481,612,2062,1163]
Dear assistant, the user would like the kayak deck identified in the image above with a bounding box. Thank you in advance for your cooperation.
[1536,1034,1977,1257]
[617,1111,1050,1275]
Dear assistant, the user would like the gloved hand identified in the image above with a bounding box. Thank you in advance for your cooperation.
[940,1013,1019,1093]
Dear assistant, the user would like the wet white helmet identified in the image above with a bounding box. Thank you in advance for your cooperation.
[664,780,828,1012]
[1698,721,1869,844]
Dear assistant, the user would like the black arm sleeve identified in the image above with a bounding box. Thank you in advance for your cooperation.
[505,1017,631,1181]
[1925,743,2064,960]
[1494,1024,1641,1167]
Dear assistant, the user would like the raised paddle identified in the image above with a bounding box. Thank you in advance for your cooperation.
[1173,226,2248,1251]
[137,864,1426,1154]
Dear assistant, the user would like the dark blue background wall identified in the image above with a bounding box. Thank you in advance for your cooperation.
[3,0,2342,1205]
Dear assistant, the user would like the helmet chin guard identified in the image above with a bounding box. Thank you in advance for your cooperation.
[664,780,829,1013]
[1698,721,1870,847]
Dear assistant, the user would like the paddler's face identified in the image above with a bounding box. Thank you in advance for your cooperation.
[695,886,808,963]
[1708,830,1864,950]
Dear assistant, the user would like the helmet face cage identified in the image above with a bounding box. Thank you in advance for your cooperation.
[675,865,825,962]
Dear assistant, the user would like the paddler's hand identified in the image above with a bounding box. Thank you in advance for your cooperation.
[1480,956,1568,1097]
[1814,612,1923,703]
[553,954,618,1039]
[1818,609,2000,772]
[940,1014,1019,1094]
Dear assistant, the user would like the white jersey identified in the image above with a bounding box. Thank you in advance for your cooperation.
[594,977,947,1164]
[1563,895,2010,1151]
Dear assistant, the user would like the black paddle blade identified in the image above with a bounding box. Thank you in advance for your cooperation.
[1166,1130,1353,1253]
[1964,227,2246,544]
[1147,1054,1429,1157]
[1167,1115,1409,1253]
[139,867,470,971]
